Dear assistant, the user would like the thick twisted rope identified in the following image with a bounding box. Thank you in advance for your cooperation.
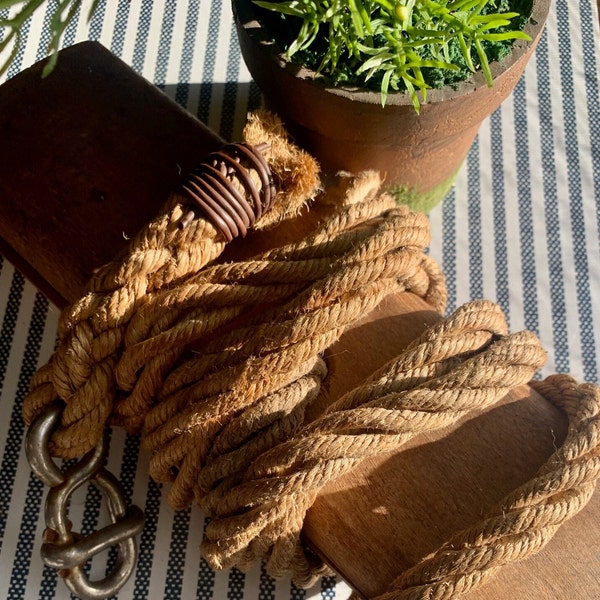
[110,171,406,423]
[23,154,449,585]
[197,297,599,594]
[371,374,600,599]
[122,172,446,512]
[199,301,551,584]
[22,111,320,457]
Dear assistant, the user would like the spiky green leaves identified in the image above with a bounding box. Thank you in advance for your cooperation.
[253,0,531,112]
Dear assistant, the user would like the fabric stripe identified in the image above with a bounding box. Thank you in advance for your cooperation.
[579,1,600,215]
[60,0,85,48]
[196,0,222,125]
[115,1,140,66]
[105,432,142,576]
[23,304,61,599]
[6,292,49,599]
[130,0,153,74]
[87,0,108,43]
[0,270,26,549]
[138,0,167,81]
[489,110,510,321]
[467,137,483,300]
[320,576,336,599]
[532,30,570,375]
[3,4,37,78]
[440,188,457,314]
[258,565,275,600]
[227,566,245,599]
[220,20,243,141]
[173,0,201,109]
[78,461,105,581]
[184,0,215,115]
[196,517,217,599]
[474,118,496,303]
[153,0,177,89]
[247,80,262,114]
[110,0,133,57]
[554,0,598,382]
[163,508,192,598]
[512,77,540,336]
[206,0,239,136]
[9,470,44,599]
[290,582,307,600]
[23,3,54,62]
[131,479,162,599]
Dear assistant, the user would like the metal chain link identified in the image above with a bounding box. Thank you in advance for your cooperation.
[25,403,145,599]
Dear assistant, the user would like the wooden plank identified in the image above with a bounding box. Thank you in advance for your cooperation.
[0,41,223,307]
[0,42,597,599]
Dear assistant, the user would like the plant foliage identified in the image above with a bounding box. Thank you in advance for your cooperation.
[0,0,99,77]
[253,0,532,111]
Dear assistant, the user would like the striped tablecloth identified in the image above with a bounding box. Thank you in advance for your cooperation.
[1,1,599,599]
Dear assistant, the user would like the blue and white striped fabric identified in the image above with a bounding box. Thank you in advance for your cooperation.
[0,1,599,599]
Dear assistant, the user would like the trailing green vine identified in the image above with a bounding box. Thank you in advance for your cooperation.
[253,0,532,111]
[0,0,99,77]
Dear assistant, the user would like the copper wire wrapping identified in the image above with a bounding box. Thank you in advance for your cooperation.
[181,142,275,241]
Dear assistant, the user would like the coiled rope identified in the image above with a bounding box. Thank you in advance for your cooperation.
[199,296,599,593]
[23,111,320,457]
[199,300,544,584]
[130,172,446,515]
[22,113,600,597]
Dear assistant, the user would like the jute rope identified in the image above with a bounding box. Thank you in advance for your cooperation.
[22,111,320,457]
[198,301,542,582]
[122,170,446,512]
[21,113,600,597]
[199,301,599,594]
[370,374,600,600]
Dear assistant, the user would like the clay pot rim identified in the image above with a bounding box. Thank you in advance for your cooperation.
[232,0,550,107]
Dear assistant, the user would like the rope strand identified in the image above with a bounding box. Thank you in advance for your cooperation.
[378,375,600,599]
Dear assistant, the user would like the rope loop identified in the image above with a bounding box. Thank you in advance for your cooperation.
[378,374,600,600]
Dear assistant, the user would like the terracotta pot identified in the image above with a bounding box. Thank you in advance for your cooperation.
[233,0,550,211]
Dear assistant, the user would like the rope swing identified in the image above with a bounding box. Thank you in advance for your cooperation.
[23,112,600,598]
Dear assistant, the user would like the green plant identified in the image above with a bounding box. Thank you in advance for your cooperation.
[253,0,532,112]
[0,0,99,77]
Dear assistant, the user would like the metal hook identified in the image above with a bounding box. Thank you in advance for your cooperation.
[25,403,145,599]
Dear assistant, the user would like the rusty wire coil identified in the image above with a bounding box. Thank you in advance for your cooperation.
[181,142,275,241]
